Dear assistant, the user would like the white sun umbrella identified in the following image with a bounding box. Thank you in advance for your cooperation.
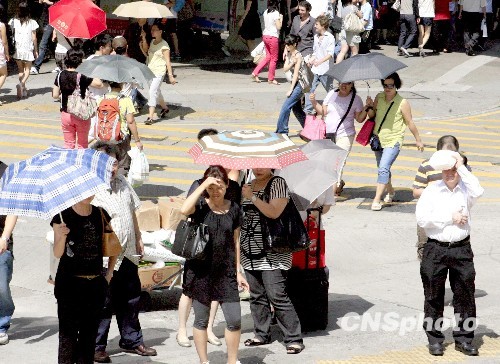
[113,1,175,19]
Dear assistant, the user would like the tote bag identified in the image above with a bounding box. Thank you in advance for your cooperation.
[355,118,375,146]
[343,12,365,33]
[172,219,210,260]
[260,177,311,254]
[300,114,326,141]
[61,73,97,120]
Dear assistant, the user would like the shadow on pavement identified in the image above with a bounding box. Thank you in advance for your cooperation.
[9,316,59,343]
[135,184,184,199]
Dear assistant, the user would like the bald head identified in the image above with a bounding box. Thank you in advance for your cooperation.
[112,36,127,55]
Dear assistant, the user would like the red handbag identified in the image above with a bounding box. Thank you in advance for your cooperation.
[355,118,375,146]
[292,215,326,269]
[299,115,326,142]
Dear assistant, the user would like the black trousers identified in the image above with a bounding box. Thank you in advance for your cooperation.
[461,11,483,51]
[55,275,107,364]
[420,240,476,345]
[95,258,144,351]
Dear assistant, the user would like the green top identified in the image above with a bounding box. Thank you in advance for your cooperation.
[374,92,405,148]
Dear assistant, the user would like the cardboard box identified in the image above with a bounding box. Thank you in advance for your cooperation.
[138,263,182,290]
[136,200,160,232]
[158,196,187,230]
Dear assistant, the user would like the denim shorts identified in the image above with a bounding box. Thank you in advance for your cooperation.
[420,17,434,26]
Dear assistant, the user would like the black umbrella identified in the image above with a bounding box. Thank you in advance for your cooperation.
[327,53,407,83]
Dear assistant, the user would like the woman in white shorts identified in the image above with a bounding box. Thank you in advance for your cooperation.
[335,0,363,63]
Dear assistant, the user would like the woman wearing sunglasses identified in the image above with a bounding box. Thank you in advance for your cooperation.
[364,72,424,211]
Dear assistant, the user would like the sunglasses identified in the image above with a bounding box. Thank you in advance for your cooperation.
[383,83,395,89]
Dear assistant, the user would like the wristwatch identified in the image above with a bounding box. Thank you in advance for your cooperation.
[251,195,257,203]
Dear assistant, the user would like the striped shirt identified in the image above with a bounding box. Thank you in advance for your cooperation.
[92,175,141,270]
[240,176,292,271]
[412,159,442,189]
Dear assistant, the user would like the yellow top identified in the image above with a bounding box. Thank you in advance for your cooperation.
[147,39,170,77]
[374,92,405,148]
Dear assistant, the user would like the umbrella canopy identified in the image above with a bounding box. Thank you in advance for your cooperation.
[276,140,348,210]
[0,146,115,220]
[76,55,155,89]
[327,53,407,83]
[113,1,174,19]
[188,130,308,170]
[49,0,107,39]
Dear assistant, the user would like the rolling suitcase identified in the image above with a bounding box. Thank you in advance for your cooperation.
[287,207,329,332]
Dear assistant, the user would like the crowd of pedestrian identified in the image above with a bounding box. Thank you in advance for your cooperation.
[0,0,494,362]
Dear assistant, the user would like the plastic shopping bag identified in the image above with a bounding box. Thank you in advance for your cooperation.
[127,147,149,187]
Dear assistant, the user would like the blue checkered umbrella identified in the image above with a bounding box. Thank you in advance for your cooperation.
[0,146,115,220]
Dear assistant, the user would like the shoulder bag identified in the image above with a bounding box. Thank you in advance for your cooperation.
[369,101,394,151]
[100,208,122,257]
[172,206,210,260]
[299,114,326,142]
[65,73,97,120]
[298,58,314,93]
[325,89,356,143]
[343,8,365,33]
[260,177,311,254]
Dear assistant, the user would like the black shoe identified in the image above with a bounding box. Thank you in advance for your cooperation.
[144,117,154,125]
[159,108,170,118]
[455,342,478,356]
[428,343,444,356]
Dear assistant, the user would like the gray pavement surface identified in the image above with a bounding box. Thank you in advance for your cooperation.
[0,42,499,363]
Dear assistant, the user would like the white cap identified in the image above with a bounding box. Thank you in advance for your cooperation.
[428,150,459,170]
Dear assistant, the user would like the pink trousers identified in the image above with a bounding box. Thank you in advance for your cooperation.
[61,111,90,149]
[253,35,279,81]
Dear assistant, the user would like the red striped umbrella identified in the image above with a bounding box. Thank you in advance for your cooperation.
[49,0,107,39]
[188,130,307,170]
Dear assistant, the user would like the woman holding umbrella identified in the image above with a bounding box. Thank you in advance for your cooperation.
[240,168,304,354]
[310,81,365,195]
[142,23,176,125]
[51,194,116,364]
[365,72,424,211]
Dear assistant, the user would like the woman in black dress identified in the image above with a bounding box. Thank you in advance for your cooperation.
[238,0,263,55]
[180,165,249,364]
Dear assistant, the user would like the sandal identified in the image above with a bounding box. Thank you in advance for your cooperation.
[383,192,395,203]
[286,343,305,354]
[268,80,280,85]
[244,338,269,347]
[251,74,261,83]
[371,201,383,211]
[335,180,345,196]
[144,117,154,125]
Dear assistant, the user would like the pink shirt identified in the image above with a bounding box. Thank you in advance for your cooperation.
[323,90,363,136]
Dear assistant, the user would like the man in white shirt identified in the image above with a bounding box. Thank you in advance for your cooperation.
[416,152,483,357]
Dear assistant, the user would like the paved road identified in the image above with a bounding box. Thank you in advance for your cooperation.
[0,43,499,363]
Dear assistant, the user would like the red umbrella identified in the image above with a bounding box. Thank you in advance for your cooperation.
[49,0,107,39]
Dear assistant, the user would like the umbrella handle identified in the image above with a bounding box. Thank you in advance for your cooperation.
[59,212,65,225]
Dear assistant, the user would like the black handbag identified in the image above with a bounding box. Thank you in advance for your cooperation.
[260,177,311,254]
[171,218,210,260]
[370,101,394,152]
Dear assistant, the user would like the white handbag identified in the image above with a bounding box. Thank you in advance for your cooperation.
[343,12,365,33]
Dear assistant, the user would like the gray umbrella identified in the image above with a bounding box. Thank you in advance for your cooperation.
[327,52,407,83]
[76,55,155,89]
[276,140,348,211]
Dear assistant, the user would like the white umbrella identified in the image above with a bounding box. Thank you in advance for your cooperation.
[113,1,174,19]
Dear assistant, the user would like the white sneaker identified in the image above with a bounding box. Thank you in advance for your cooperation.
[52,66,61,73]
[0,333,9,345]
[30,67,39,75]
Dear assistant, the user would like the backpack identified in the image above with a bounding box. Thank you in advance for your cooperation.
[94,95,123,142]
